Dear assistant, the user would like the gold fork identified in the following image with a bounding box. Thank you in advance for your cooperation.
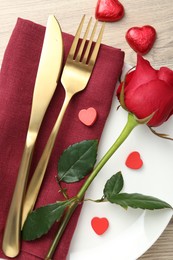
[22,15,105,227]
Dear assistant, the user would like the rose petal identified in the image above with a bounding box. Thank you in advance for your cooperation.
[117,70,135,97]
[125,55,158,92]
[125,79,173,126]
[158,67,173,88]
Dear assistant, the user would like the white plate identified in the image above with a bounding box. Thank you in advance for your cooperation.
[68,64,173,260]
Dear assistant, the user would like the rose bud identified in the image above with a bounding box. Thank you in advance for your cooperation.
[117,55,173,127]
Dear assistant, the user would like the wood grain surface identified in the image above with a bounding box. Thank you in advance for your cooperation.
[0,0,173,259]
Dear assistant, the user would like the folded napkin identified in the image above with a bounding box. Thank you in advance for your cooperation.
[0,18,124,259]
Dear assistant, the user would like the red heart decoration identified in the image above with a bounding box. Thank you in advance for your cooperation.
[95,0,124,22]
[126,25,156,55]
[91,217,109,235]
[125,151,143,170]
[78,107,97,126]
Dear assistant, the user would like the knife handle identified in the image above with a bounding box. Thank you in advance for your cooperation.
[2,133,36,257]
[21,92,73,227]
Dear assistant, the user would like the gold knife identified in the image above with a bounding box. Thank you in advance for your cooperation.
[2,15,63,257]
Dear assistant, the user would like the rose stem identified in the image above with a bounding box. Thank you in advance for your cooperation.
[45,112,139,259]
[77,113,139,200]
[45,200,77,260]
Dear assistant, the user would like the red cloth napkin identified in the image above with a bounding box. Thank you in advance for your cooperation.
[0,18,124,259]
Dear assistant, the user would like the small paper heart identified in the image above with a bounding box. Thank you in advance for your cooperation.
[126,25,156,55]
[78,107,97,126]
[95,0,124,22]
[125,151,143,170]
[91,217,109,235]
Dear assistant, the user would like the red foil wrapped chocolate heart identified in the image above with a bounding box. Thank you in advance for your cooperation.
[95,0,124,22]
[125,25,156,55]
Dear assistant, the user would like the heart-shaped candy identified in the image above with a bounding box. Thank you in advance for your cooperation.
[126,25,156,55]
[125,151,143,170]
[95,0,124,22]
[91,217,109,235]
[78,107,97,126]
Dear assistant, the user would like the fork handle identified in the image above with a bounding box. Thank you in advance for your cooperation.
[2,133,36,257]
[21,92,73,227]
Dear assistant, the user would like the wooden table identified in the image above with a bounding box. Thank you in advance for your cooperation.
[0,0,173,259]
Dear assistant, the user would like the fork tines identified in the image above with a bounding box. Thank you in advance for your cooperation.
[69,15,105,66]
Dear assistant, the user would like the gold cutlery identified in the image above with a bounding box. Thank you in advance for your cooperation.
[21,15,105,227]
[2,15,63,257]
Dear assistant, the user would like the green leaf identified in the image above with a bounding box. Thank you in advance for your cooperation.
[22,201,69,241]
[58,140,98,183]
[104,172,124,199]
[107,193,172,210]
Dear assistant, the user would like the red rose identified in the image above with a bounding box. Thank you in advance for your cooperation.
[117,55,173,126]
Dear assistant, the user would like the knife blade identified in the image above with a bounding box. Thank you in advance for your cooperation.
[2,15,63,257]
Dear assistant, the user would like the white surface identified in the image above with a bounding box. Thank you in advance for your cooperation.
[68,66,173,259]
